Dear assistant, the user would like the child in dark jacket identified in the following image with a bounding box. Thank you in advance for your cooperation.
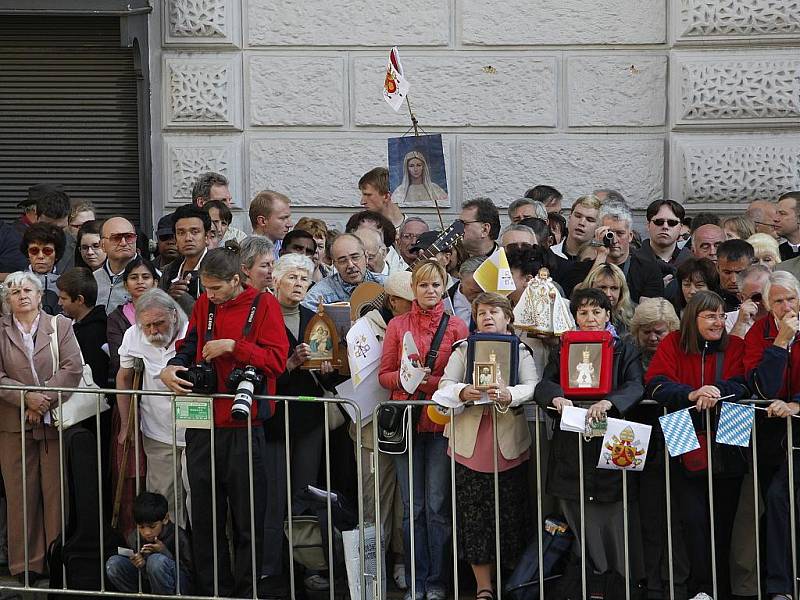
[105,492,193,595]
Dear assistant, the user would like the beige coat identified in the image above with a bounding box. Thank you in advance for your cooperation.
[0,311,83,433]
[436,341,538,461]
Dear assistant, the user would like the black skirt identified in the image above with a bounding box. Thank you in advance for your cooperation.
[455,461,530,566]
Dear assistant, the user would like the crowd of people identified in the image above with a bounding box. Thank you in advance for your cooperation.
[0,171,799,600]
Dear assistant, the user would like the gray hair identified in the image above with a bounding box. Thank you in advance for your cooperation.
[354,227,386,252]
[1,271,43,312]
[735,264,771,290]
[191,171,228,203]
[459,256,487,277]
[593,189,627,205]
[135,288,186,329]
[272,253,315,287]
[500,223,536,242]
[399,216,427,233]
[598,201,633,229]
[239,235,274,270]
[764,270,800,310]
[507,198,548,220]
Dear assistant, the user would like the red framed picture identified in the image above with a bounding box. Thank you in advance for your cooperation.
[559,330,613,399]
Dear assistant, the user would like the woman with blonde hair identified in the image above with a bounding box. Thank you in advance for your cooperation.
[392,150,448,206]
[294,217,332,280]
[629,298,680,370]
[722,215,756,241]
[574,263,635,336]
[747,232,781,270]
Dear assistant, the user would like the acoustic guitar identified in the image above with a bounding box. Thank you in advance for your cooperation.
[349,220,465,322]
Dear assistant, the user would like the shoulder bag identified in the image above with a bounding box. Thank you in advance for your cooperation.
[48,315,110,429]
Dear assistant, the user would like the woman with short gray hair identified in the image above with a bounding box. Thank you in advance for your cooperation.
[239,235,275,293]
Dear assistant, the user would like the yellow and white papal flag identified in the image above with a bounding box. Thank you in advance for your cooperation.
[473,246,516,296]
[383,46,410,112]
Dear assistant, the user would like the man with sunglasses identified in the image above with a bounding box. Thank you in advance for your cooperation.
[636,199,685,284]
[94,216,138,314]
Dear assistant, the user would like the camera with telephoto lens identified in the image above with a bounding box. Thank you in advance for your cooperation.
[181,362,217,394]
[228,365,264,420]
[602,231,616,248]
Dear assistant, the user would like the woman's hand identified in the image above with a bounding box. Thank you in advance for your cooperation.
[587,399,612,423]
[420,367,432,386]
[160,365,193,394]
[287,343,312,371]
[688,385,721,410]
[319,361,335,375]
[552,397,573,414]
[25,409,42,425]
[487,384,511,407]
[767,400,800,418]
[24,391,50,415]
[459,385,483,403]
[202,339,235,361]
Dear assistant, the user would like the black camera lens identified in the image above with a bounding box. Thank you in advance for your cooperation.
[602,231,615,248]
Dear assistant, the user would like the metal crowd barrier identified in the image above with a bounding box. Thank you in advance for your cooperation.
[1,382,798,600]
[0,383,365,600]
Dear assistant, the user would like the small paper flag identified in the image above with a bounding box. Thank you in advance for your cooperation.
[473,246,516,296]
[400,331,425,394]
[659,409,700,457]
[716,401,754,447]
[597,418,652,471]
[383,47,410,112]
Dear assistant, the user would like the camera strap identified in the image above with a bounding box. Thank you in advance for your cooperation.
[242,293,263,339]
[200,292,263,346]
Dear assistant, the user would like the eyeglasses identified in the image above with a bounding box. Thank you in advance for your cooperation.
[103,232,137,245]
[650,218,680,227]
[399,233,420,242]
[334,253,365,268]
[80,243,101,253]
[28,246,55,256]
[699,313,726,322]
[459,220,483,226]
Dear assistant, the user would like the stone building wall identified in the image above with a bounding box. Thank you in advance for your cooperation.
[151,1,800,231]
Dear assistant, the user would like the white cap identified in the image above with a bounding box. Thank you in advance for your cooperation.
[384,271,414,302]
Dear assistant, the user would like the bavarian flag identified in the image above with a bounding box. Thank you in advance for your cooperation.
[473,246,516,296]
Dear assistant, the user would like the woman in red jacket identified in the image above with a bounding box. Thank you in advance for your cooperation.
[645,290,750,599]
[379,259,468,600]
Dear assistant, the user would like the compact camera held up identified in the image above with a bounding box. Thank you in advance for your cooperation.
[228,365,264,420]
[601,231,616,248]
[182,362,217,395]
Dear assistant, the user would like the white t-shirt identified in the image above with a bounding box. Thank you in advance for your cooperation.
[119,322,189,446]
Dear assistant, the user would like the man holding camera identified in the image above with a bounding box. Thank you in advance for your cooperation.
[160,243,289,598]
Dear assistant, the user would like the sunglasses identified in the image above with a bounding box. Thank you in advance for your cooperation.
[28,246,55,256]
[650,218,680,227]
[158,233,176,242]
[748,293,763,304]
[104,232,137,245]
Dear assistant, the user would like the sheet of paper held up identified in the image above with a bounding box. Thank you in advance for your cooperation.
[400,332,426,394]
[560,406,589,433]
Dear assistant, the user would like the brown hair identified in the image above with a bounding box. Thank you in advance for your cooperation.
[411,259,447,290]
[200,240,243,282]
[294,217,328,240]
[471,292,514,331]
[679,290,728,355]
[358,167,389,196]
[248,190,290,229]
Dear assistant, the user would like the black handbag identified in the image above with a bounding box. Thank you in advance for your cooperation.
[377,313,450,454]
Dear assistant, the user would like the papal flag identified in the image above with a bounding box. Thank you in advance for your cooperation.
[473,246,516,296]
[383,46,410,112]
[597,418,652,471]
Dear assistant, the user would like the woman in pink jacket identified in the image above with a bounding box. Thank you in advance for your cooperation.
[379,259,468,600]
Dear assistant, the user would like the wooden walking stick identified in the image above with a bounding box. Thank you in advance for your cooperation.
[111,357,144,530]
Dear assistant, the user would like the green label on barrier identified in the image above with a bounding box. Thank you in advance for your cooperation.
[175,396,212,430]
[297,396,316,402]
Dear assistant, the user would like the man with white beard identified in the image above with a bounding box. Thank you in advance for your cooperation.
[116,288,189,522]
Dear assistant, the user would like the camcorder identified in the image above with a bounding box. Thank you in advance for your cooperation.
[181,362,217,394]
[228,365,265,420]
[602,231,616,248]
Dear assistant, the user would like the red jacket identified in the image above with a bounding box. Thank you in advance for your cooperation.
[170,286,289,428]
[645,331,749,410]
[744,313,800,400]
[379,301,468,432]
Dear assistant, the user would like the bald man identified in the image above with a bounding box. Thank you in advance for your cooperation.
[747,200,778,238]
[94,216,138,313]
[355,227,388,275]
[692,224,726,264]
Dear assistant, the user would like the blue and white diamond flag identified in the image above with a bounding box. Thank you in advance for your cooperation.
[716,401,754,447]
[659,409,699,457]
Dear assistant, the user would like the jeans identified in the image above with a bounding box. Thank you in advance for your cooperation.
[393,432,451,595]
[106,553,191,595]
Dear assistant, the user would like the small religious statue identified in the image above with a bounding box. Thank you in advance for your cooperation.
[513,267,574,336]
[574,347,595,388]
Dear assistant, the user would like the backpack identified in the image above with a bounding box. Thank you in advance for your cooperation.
[505,516,573,600]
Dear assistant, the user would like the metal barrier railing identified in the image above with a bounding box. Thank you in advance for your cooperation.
[0,383,798,600]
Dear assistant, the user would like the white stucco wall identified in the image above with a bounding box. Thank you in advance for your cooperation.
[151,0,800,232]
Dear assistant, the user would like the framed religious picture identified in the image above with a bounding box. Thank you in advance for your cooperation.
[465,333,519,388]
[388,134,450,208]
[301,305,344,370]
[559,330,613,399]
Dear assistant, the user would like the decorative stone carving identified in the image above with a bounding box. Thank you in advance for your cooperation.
[678,57,800,123]
[163,135,243,208]
[676,138,800,203]
[163,0,240,46]
[677,0,800,40]
[163,55,242,129]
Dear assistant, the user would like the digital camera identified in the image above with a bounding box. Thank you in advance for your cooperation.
[602,231,616,248]
[182,362,217,394]
[228,365,264,420]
